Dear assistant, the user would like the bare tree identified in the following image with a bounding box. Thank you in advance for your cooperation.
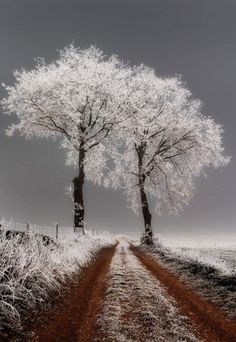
[108,66,229,244]
[2,45,130,233]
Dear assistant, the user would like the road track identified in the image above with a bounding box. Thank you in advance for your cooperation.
[28,240,236,342]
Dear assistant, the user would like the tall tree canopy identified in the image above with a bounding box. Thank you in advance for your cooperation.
[2,46,229,242]
[2,45,130,232]
[108,65,229,244]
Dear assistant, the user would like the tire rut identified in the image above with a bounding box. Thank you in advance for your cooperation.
[29,245,116,342]
[131,244,236,342]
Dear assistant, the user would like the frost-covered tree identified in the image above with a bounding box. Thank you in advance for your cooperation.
[1,45,130,233]
[109,65,229,245]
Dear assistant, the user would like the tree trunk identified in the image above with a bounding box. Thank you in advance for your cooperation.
[73,147,85,234]
[139,180,153,245]
[137,145,153,245]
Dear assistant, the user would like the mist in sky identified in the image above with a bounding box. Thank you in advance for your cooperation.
[0,0,235,237]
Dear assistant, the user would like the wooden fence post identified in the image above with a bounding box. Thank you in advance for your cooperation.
[55,223,59,242]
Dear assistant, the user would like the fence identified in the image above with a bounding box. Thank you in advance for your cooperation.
[0,220,84,241]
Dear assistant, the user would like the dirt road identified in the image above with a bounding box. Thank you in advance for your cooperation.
[29,246,116,342]
[29,241,236,342]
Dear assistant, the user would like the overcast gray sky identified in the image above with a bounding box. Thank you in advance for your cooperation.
[0,0,235,237]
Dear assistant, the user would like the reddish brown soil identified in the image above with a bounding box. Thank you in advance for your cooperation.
[28,246,116,342]
[131,245,236,342]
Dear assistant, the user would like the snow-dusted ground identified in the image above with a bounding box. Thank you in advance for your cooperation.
[136,235,236,319]
[157,236,236,277]
[96,240,199,342]
[0,229,115,332]
[163,247,236,276]
[127,232,236,277]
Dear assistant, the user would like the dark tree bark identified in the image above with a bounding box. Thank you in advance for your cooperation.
[73,146,85,234]
[137,144,153,245]
[139,180,153,245]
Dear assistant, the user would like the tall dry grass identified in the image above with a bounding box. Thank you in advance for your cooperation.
[0,229,114,332]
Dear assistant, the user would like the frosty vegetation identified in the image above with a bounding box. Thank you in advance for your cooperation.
[142,241,236,319]
[96,240,199,341]
[1,45,130,234]
[163,245,236,277]
[108,66,229,244]
[2,44,229,244]
[0,228,115,332]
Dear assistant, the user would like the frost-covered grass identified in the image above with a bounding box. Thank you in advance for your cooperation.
[141,236,236,319]
[159,243,236,277]
[157,235,236,276]
[0,229,115,333]
[96,240,199,342]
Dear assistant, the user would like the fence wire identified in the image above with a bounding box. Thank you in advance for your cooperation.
[0,220,76,241]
